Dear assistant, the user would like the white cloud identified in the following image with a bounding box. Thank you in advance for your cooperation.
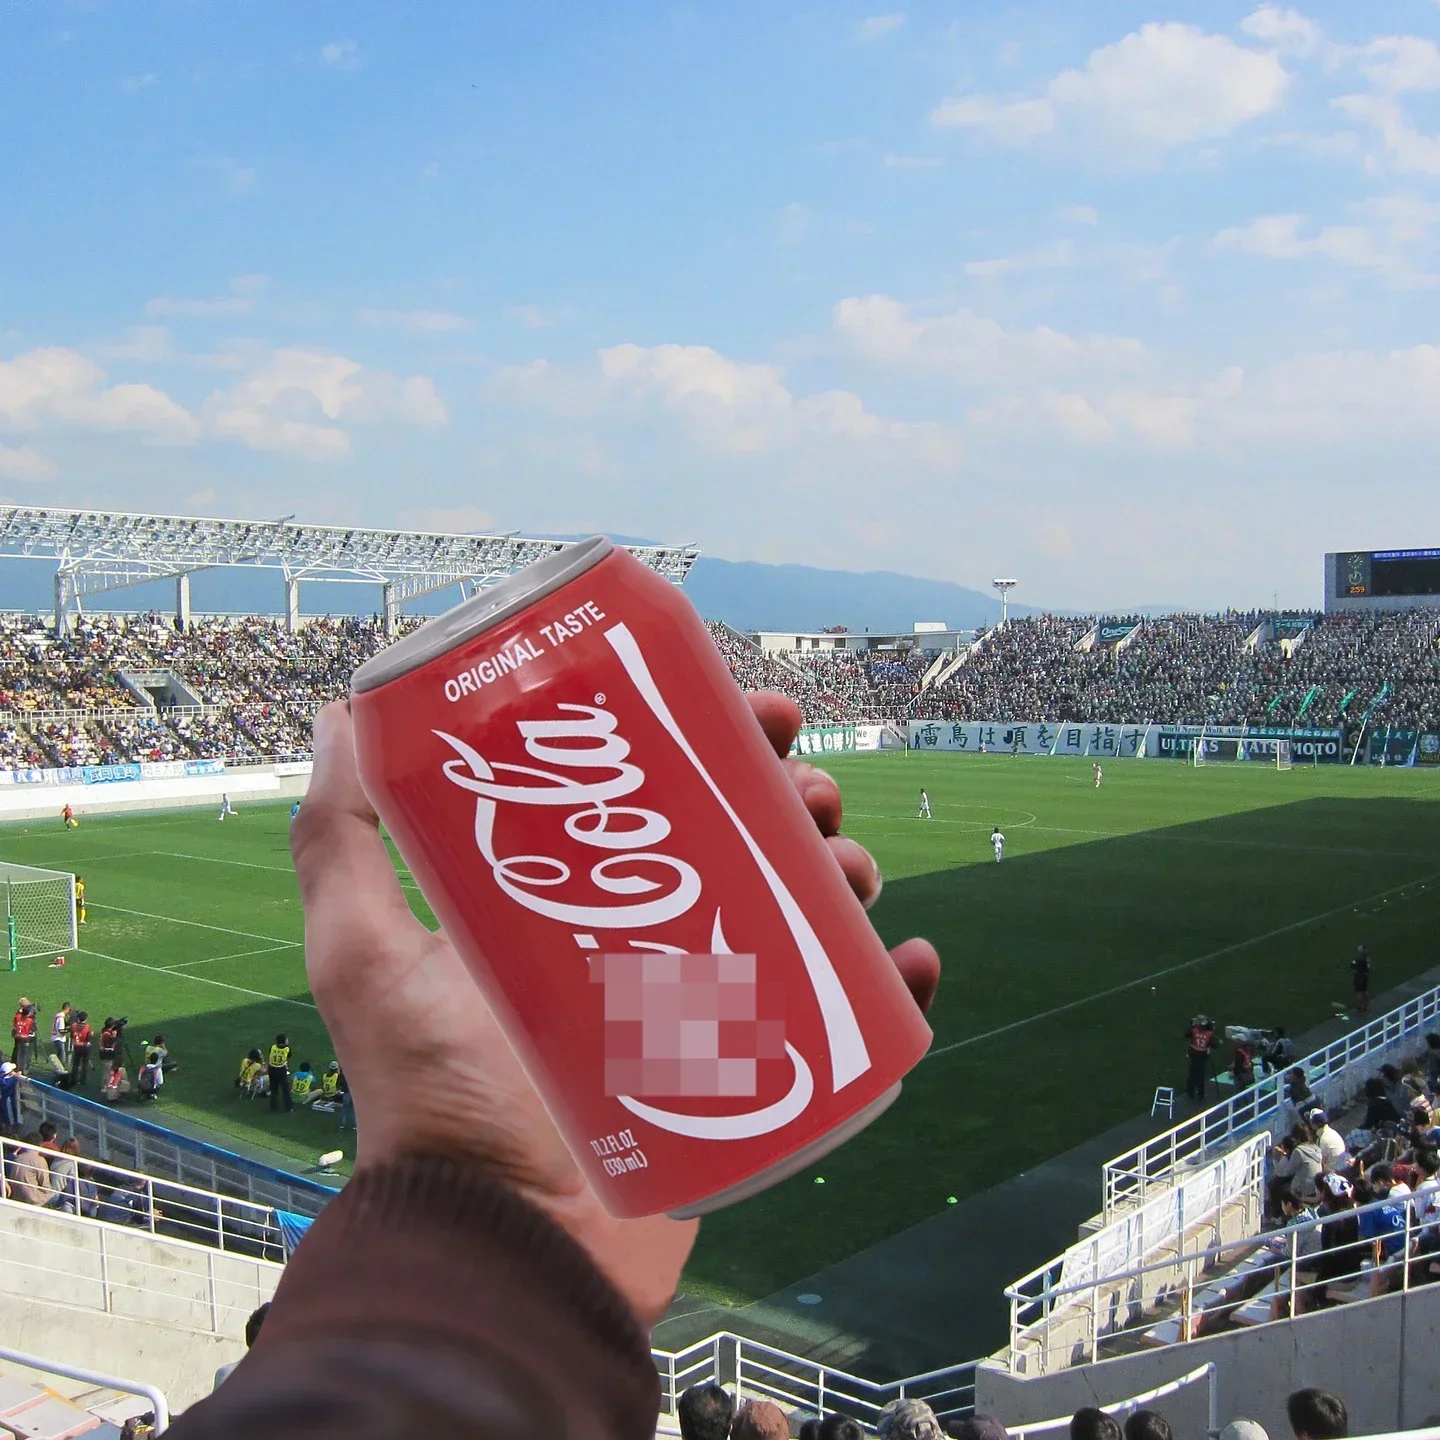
[0,347,199,441]
[320,39,359,69]
[1332,94,1440,174]
[968,391,1116,446]
[831,295,1148,385]
[1215,213,1382,265]
[883,153,943,169]
[1354,35,1440,93]
[121,73,157,93]
[506,305,557,329]
[932,23,1288,164]
[358,309,471,333]
[148,275,264,319]
[1056,203,1100,226]
[963,239,1076,278]
[0,443,58,480]
[858,14,905,41]
[596,342,961,464]
[208,349,445,458]
[1239,6,1320,57]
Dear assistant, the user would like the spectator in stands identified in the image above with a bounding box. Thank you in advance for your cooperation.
[48,1137,97,1218]
[1265,1188,1322,1317]
[1361,1076,1403,1131]
[1266,1028,1297,1073]
[214,1303,270,1391]
[0,1061,19,1131]
[1069,1410,1121,1440]
[1286,1389,1347,1440]
[1269,1126,1323,1214]
[1313,1173,1366,1293]
[1123,1412,1171,1440]
[676,1383,733,1440]
[162,694,938,1440]
[1355,1164,1410,1291]
[1426,1033,1440,1092]
[1381,1064,1412,1121]
[1304,1109,1348,1172]
[97,1172,157,1227]
[1220,1423,1269,1440]
[1280,1066,1315,1130]
[818,1418,866,1440]
[947,1419,1010,1440]
[731,1400,790,1440]
[7,1132,51,1204]
[877,1399,945,1440]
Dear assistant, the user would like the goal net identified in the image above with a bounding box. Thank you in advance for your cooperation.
[1276,739,1293,771]
[0,863,77,961]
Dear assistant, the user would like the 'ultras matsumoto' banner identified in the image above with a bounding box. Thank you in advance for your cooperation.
[907,721,1148,757]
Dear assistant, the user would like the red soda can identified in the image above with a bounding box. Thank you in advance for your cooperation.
[349,537,932,1219]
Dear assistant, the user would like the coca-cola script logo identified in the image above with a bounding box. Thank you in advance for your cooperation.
[432,620,873,1140]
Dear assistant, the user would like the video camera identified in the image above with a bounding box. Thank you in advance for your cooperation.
[1224,1025,1276,1048]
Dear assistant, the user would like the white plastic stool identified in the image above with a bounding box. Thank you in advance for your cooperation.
[1151,1086,1176,1119]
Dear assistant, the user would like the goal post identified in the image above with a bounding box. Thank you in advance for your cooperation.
[1276,739,1293,771]
[0,863,77,967]
[1192,736,1207,766]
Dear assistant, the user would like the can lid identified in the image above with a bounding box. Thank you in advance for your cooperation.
[350,535,613,693]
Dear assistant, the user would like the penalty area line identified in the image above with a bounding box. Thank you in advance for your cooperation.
[164,944,301,970]
[923,869,1440,1063]
[76,945,316,1010]
[88,902,301,948]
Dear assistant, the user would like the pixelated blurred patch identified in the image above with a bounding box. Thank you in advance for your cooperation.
[592,952,784,1098]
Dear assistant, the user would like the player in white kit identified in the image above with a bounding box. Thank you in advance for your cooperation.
[1093,763,1103,788]
[991,825,1005,863]
[218,793,237,822]
[918,788,932,820]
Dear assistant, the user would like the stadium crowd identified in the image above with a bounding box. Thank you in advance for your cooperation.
[0,605,1435,768]
[671,1384,1350,1440]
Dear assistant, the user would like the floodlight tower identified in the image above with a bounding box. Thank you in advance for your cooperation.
[993,577,1018,627]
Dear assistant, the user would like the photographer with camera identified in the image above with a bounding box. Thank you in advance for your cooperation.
[1184,1015,1217,1103]
[10,999,36,1074]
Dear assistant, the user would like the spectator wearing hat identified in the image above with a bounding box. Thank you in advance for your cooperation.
[1305,1109,1348,1172]
[731,1400,790,1440]
[1269,1125,1324,1215]
[1220,1423,1269,1440]
[1287,1389,1347,1440]
[947,1420,1009,1440]
[878,1399,946,1440]
[1314,1173,1365,1292]
[675,1383,731,1440]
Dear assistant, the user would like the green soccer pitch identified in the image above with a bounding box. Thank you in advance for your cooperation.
[3,753,1439,1304]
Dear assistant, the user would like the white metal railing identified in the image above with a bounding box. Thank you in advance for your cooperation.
[0,1193,282,1338]
[1009,1134,1268,1368]
[1010,1362,1217,1438]
[1104,982,1440,1217]
[0,1342,170,1433]
[1004,1188,1440,1376]
[22,1084,335,1218]
[0,1130,282,1257]
[650,1332,977,1427]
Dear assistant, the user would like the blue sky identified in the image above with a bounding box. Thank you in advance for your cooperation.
[3,1,1439,611]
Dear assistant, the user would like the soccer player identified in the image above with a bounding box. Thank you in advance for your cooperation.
[917,788,932,820]
[1093,762,1104,789]
[991,825,1005,863]
[1353,943,1371,1014]
[218,793,237,822]
[61,803,77,830]
[290,800,301,821]
[74,874,86,926]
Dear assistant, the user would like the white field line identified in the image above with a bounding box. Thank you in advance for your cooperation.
[164,944,299,971]
[152,848,424,893]
[88,902,300,948]
[924,870,1440,1062]
[76,945,316,1011]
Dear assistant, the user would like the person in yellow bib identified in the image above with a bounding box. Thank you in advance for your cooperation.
[73,875,87,926]
[291,1061,316,1104]
[268,1034,293,1113]
[311,1061,346,1112]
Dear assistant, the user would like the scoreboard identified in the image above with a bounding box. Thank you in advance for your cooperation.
[1327,549,1440,612]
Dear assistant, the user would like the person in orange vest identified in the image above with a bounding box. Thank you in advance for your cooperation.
[11,999,37,1073]
[1185,1015,1217,1103]
[69,1011,94,1088]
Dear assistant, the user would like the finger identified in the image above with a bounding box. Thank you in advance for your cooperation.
[889,938,940,1014]
[783,760,842,837]
[825,835,882,909]
[746,691,803,759]
[292,702,414,929]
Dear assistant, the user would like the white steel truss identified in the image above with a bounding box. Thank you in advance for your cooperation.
[0,507,699,633]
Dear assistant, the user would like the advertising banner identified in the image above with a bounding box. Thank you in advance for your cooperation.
[907,721,1148,757]
[1152,726,1343,763]
[790,725,857,757]
[139,761,188,780]
[1418,734,1440,766]
[184,759,227,777]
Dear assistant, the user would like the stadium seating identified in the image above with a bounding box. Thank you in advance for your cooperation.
[0,604,1437,767]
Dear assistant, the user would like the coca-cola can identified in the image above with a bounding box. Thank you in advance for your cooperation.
[349,537,932,1219]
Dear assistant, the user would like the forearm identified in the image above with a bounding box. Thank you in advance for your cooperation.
[171,1157,661,1440]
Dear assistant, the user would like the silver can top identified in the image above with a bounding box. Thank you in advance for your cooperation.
[350,535,613,693]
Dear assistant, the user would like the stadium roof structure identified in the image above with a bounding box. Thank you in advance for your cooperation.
[0,506,699,633]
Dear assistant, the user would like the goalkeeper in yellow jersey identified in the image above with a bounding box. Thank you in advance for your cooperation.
[74,875,86,926]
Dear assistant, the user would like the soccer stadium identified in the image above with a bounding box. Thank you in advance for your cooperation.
[0,501,1437,1437]
[9,3,1440,1436]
